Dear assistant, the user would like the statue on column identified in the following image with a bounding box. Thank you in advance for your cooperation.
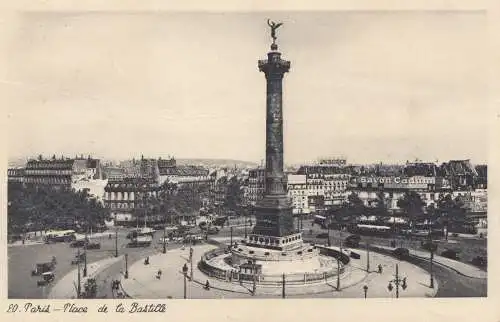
[267,19,283,44]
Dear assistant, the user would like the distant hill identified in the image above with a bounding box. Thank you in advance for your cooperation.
[176,158,258,168]
[8,157,27,168]
[8,156,259,169]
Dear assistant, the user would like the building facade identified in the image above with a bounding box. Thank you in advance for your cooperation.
[244,168,265,206]
[287,174,308,214]
[11,155,102,189]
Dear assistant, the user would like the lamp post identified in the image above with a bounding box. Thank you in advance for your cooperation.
[327,224,331,247]
[366,242,370,272]
[124,253,129,279]
[252,258,257,296]
[77,247,81,298]
[190,245,194,281]
[83,214,89,277]
[230,226,233,247]
[336,241,342,291]
[427,223,435,289]
[244,213,248,239]
[182,263,188,299]
[83,241,87,278]
[282,273,286,299]
[363,285,368,299]
[430,250,435,288]
[387,263,407,298]
[163,213,167,254]
[115,228,118,257]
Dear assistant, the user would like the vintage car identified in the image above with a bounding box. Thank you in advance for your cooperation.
[37,271,55,286]
[392,248,410,260]
[344,234,361,248]
[70,239,87,248]
[86,242,101,250]
[31,261,56,276]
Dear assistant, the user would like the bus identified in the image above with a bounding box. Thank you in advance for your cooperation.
[45,230,76,243]
[127,235,152,248]
[349,224,392,237]
[313,215,327,228]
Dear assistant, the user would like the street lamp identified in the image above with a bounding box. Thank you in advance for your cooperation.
[336,241,342,291]
[252,257,257,296]
[115,228,118,258]
[182,263,188,299]
[244,213,248,239]
[230,226,233,247]
[162,213,167,254]
[387,264,407,298]
[327,223,331,247]
[77,247,81,298]
[363,285,368,299]
[190,245,194,281]
[427,220,436,289]
[366,242,370,272]
[282,273,286,299]
[124,253,129,279]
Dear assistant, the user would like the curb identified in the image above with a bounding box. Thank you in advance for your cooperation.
[409,253,486,280]
[48,256,124,299]
[369,245,486,280]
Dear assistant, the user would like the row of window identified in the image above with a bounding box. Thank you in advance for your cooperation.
[25,170,73,175]
[24,178,71,184]
[108,203,135,209]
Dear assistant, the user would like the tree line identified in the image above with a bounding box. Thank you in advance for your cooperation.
[7,183,109,234]
[328,190,472,238]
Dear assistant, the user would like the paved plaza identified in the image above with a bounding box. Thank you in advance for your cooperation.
[119,243,438,299]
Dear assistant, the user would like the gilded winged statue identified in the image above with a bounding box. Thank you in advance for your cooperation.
[267,19,283,43]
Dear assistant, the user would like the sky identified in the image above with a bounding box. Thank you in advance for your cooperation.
[5,11,489,165]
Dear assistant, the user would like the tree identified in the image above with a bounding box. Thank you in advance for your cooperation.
[341,192,365,228]
[225,176,242,211]
[397,191,424,235]
[437,194,466,240]
[7,183,109,234]
[375,190,389,218]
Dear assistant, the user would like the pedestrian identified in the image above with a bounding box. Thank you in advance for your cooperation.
[378,264,383,274]
[205,280,210,290]
[157,269,162,280]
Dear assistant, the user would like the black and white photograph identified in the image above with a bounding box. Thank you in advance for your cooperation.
[5,9,489,302]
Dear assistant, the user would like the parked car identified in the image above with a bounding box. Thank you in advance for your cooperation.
[344,235,361,248]
[86,242,101,250]
[421,241,438,252]
[31,262,56,276]
[126,231,138,239]
[37,271,55,286]
[441,249,460,260]
[206,227,220,235]
[70,239,87,248]
[173,236,183,242]
[471,255,487,268]
[157,237,171,244]
[393,248,410,260]
[350,251,361,259]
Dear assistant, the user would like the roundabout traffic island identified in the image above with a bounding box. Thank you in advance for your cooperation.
[197,238,351,289]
